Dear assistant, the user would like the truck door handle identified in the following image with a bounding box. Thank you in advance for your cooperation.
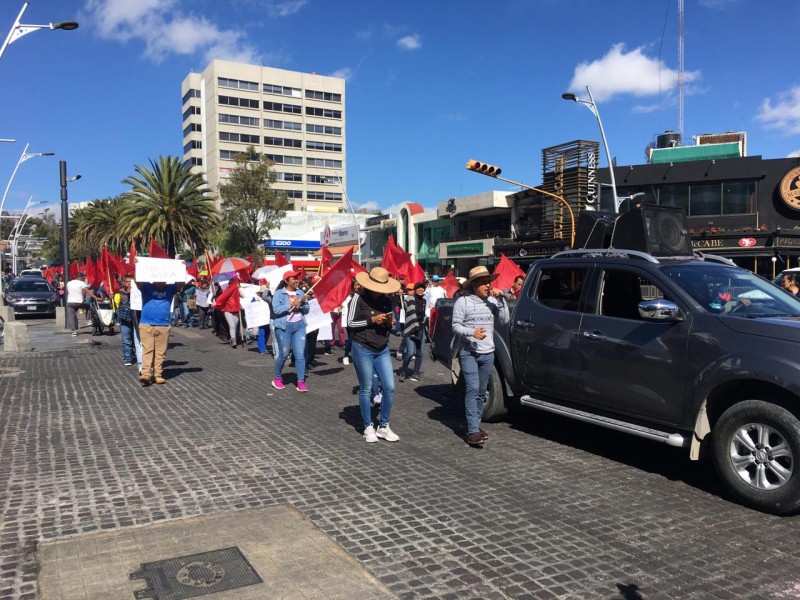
[582,330,607,341]
[515,320,534,329]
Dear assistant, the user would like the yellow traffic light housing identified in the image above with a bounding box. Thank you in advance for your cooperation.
[466,159,502,177]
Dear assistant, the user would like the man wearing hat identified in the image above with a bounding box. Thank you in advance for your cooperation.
[65,272,103,336]
[452,266,510,446]
[347,266,402,443]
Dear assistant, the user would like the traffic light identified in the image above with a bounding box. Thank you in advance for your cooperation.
[466,159,502,177]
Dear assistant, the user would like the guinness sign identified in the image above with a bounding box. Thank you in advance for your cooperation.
[780,166,800,210]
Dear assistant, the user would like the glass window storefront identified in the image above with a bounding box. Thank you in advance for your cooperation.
[722,181,756,214]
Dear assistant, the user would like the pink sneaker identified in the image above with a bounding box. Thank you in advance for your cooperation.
[297,381,308,393]
[271,378,285,390]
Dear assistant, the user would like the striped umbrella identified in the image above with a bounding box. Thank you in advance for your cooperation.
[210,257,250,275]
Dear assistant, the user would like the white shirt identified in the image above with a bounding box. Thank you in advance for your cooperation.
[424,285,447,317]
[66,279,88,304]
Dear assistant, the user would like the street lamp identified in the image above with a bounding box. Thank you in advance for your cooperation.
[562,86,620,213]
[323,173,361,264]
[0,2,79,61]
[466,160,576,247]
[0,142,54,221]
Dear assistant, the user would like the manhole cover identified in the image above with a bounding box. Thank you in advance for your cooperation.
[130,546,263,599]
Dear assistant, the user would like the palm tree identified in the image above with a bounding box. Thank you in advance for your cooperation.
[72,197,130,255]
[120,156,219,256]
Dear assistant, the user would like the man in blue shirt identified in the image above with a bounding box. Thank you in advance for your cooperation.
[137,281,182,385]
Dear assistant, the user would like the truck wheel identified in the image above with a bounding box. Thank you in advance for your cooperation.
[482,365,509,422]
[712,400,800,515]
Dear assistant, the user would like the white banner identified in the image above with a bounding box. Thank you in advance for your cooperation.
[135,257,187,283]
[129,279,143,311]
[317,321,332,341]
[243,297,270,328]
[265,264,295,291]
[304,298,332,333]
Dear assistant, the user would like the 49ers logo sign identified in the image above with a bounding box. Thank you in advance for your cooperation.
[780,166,800,210]
[738,238,756,247]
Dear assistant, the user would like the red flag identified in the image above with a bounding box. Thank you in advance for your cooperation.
[274,250,290,267]
[351,261,367,275]
[381,235,400,275]
[245,254,254,274]
[298,266,307,283]
[410,262,426,284]
[320,245,333,276]
[84,256,100,289]
[214,278,241,312]
[313,248,355,313]
[441,272,460,298]
[149,238,169,258]
[69,261,79,279]
[99,245,120,294]
[493,253,525,291]
[382,235,412,279]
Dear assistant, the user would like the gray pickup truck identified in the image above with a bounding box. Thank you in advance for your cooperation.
[430,249,800,514]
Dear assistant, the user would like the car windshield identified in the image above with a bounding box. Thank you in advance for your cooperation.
[661,264,800,317]
[10,281,51,292]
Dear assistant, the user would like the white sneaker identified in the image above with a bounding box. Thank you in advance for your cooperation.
[342,356,350,365]
[363,425,378,443]
[376,425,400,442]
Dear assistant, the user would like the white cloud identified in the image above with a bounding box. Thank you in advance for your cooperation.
[83,0,261,64]
[354,200,380,212]
[756,86,800,135]
[265,0,308,17]
[699,0,743,7]
[789,149,800,158]
[444,113,468,121]
[329,67,353,81]
[356,24,376,41]
[567,43,701,102]
[397,34,421,51]
[632,103,661,114]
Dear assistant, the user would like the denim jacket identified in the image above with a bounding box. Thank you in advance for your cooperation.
[271,287,310,330]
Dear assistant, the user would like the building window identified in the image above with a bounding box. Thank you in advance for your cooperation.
[275,189,303,199]
[306,158,342,168]
[183,123,201,137]
[182,106,201,121]
[305,90,342,103]
[218,77,259,91]
[219,95,260,109]
[265,119,302,131]
[276,172,303,182]
[183,140,202,153]
[183,157,202,169]
[263,83,301,97]
[305,106,342,119]
[306,124,342,136]
[265,154,303,165]
[264,101,302,114]
[657,185,688,211]
[264,136,302,148]
[220,131,260,144]
[306,174,333,184]
[307,191,342,201]
[690,183,721,216]
[182,89,200,105]
[306,140,342,152]
[219,114,260,127]
[220,149,260,161]
[722,181,757,214]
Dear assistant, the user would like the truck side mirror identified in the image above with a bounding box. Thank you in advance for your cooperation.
[638,299,683,322]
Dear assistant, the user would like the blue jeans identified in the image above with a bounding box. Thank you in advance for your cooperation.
[401,335,424,374]
[458,349,494,434]
[351,341,395,429]
[274,321,306,381]
[119,322,134,363]
[257,324,271,354]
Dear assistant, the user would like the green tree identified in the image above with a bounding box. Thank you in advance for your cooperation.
[71,197,131,256]
[218,147,288,257]
[34,210,63,264]
[120,156,218,256]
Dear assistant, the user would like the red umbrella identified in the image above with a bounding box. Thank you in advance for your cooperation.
[210,257,250,274]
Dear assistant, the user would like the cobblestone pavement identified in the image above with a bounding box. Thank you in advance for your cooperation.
[1,320,799,599]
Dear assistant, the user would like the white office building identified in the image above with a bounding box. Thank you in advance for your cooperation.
[182,60,346,213]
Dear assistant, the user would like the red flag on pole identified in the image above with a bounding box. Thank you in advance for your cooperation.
[410,262,426,284]
[84,256,100,289]
[441,272,460,298]
[149,238,169,258]
[274,250,290,267]
[313,248,355,313]
[297,266,307,283]
[351,261,367,275]
[99,245,120,294]
[381,235,400,276]
[214,278,241,312]
[493,253,526,291]
[320,245,333,276]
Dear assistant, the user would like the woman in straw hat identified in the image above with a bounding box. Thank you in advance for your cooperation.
[347,266,402,443]
[452,266,510,447]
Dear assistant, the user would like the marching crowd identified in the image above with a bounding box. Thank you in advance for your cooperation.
[61,264,513,447]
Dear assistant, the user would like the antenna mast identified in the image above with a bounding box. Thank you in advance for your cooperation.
[678,0,684,139]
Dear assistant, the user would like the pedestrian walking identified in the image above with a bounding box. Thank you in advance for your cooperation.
[347,266,402,443]
[451,266,510,447]
[271,270,310,392]
[137,279,182,385]
[113,275,135,366]
[340,278,360,365]
[65,272,103,336]
[399,281,427,382]
[195,278,213,329]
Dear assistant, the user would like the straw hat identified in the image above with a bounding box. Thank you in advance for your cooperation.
[356,266,401,294]
[461,265,498,289]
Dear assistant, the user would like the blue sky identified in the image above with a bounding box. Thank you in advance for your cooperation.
[1,0,798,219]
